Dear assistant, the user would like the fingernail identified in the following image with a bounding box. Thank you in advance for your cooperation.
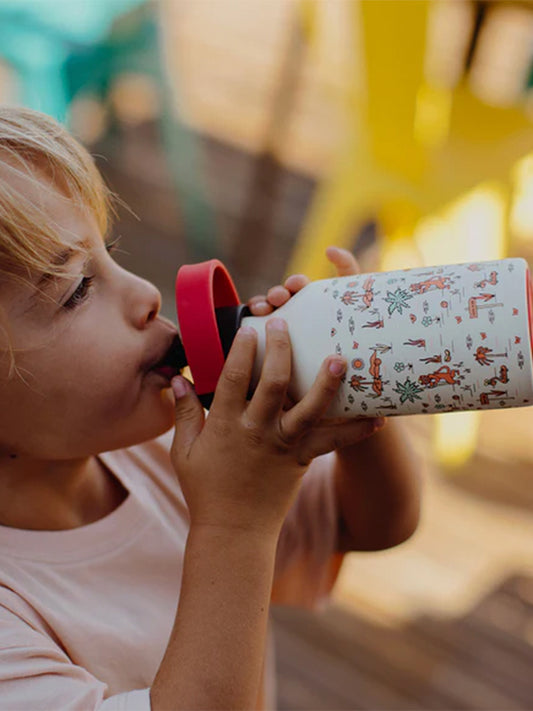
[329,358,346,376]
[370,417,386,430]
[254,301,269,310]
[238,325,256,336]
[267,317,287,331]
[171,377,189,399]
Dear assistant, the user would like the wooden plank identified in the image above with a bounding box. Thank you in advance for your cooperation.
[273,608,426,710]
[273,598,532,710]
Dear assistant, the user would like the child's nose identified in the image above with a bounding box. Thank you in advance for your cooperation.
[131,276,162,328]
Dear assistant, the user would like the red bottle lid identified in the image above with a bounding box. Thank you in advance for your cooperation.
[527,269,533,359]
[175,260,241,395]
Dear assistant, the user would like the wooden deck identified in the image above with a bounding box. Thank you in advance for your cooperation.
[272,573,533,710]
[94,121,533,711]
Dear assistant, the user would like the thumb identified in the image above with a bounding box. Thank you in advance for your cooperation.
[170,376,205,458]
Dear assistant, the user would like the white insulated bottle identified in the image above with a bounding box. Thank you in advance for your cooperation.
[175,257,533,418]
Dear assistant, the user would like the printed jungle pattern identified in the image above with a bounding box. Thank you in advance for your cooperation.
[323,258,533,416]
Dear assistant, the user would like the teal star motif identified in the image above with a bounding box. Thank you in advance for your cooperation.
[384,287,413,316]
[393,377,423,404]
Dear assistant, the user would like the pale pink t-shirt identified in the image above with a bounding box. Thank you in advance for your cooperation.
[0,428,340,710]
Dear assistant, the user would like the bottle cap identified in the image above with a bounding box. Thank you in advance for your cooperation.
[175,260,241,396]
[526,269,533,354]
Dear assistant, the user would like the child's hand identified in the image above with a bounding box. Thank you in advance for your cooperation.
[247,246,358,316]
[169,316,381,536]
[248,246,362,413]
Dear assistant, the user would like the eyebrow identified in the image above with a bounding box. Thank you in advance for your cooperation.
[34,238,93,291]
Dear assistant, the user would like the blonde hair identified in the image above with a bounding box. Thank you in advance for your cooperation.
[0,106,123,375]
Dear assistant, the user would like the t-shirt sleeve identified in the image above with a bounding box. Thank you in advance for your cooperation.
[272,451,344,609]
[0,603,151,711]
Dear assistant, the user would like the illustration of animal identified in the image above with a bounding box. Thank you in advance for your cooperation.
[419,365,461,388]
[410,276,451,294]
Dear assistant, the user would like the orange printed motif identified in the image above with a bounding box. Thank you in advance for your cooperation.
[475,271,498,289]
[362,276,375,309]
[410,276,451,294]
[404,338,426,348]
[419,365,461,388]
[340,276,375,308]
[420,354,442,364]
[480,390,509,406]
[349,375,372,392]
[369,350,384,396]
[468,293,495,318]
[475,346,507,366]
[484,365,509,387]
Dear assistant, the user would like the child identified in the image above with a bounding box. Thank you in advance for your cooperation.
[0,107,421,711]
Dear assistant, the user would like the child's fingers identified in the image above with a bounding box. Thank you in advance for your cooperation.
[266,285,291,307]
[247,295,274,315]
[325,246,360,276]
[210,326,257,416]
[249,275,310,315]
[283,274,310,293]
[278,356,347,444]
[300,417,386,461]
[246,318,291,426]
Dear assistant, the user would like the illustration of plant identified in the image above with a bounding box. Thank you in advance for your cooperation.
[393,378,424,403]
[384,287,413,316]
[341,291,358,306]
[349,375,370,392]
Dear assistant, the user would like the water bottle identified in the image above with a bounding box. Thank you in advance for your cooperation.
[172,257,533,418]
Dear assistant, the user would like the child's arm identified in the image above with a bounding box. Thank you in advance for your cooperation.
[151,317,378,711]
[332,417,421,551]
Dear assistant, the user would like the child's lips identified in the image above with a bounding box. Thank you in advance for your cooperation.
[144,332,184,377]
[151,364,179,380]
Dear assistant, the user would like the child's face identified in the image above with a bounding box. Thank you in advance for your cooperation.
[0,172,178,460]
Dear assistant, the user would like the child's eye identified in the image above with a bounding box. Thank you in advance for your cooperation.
[61,236,123,311]
[62,275,95,310]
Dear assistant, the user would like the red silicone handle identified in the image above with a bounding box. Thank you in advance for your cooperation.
[175,260,241,395]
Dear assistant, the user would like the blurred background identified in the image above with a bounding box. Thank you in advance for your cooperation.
[1,0,533,707]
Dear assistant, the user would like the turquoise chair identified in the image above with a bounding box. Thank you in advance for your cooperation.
[0,0,145,121]
[0,0,218,259]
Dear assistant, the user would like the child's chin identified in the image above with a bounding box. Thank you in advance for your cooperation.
[134,387,176,440]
